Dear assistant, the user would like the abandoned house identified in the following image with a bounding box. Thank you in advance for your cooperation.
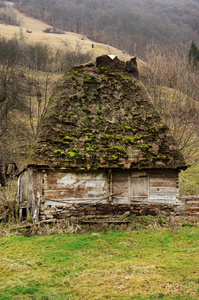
[17,55,187,222]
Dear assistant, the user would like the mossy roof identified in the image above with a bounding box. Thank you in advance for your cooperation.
[33,56,186,170]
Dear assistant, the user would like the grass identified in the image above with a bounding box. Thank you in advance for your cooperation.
[0,227,198,299]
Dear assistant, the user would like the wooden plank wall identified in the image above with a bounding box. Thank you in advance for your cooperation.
[112,170,179,205]
[112,171,148,204]
[18,168,43,221]
[112,171,129,204]
[43,170,109,206]
[131,171,148,200]
[18,168,34,220]
[18,168,181,222]
[42,169,179,206]
[148,170,178,204]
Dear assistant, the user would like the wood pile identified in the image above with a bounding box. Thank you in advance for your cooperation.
[183,196,199,217]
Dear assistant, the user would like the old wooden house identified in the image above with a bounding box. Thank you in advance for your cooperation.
[18,55,187,222]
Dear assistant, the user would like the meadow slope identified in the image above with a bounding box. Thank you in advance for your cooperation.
[0,2,131,60]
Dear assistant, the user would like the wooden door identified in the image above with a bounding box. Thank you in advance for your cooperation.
[130,172,148,201]
[111,171,149,204]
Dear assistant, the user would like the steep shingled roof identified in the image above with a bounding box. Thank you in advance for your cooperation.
[33,55,186,170]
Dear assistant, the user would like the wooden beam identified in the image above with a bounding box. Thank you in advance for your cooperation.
[109,170,113,204]
[180,196,199,200]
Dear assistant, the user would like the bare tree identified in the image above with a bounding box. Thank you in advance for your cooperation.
[59,42,92,72]
[143,43,199,163]
[23,42,56,136]
[0,37,30,181]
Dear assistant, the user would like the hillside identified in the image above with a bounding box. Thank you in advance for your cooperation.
[0,1,131,61]
[13,0,199,56]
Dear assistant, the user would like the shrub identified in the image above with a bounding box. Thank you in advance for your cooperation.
[0,185,18,223]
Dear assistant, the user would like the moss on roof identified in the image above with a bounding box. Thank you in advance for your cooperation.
[33,56,186,170]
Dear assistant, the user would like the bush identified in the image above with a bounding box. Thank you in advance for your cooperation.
[0,185,18,223]
[0,6,20,26]
[43,27,65,34]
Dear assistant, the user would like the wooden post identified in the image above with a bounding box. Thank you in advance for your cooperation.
[33,196,41,223]
[128,171,131,201]
[109,170,113,204]
[17,177,23,222]
[33,171,43,223]
[92,43,95,61]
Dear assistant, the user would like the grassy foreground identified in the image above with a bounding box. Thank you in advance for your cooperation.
[0,228,199,299]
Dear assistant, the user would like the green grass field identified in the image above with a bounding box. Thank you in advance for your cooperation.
[0,228,198,299]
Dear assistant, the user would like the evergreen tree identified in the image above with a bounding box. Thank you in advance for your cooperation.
[188,40,199,67]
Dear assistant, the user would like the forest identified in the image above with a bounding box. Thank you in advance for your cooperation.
[0,33,91,186]
[13,0,199,56]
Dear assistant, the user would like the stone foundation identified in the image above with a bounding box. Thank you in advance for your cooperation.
[39,203,185,221]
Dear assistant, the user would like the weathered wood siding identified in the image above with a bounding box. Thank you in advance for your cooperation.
[112,171,129,204]
[18,169,180,207]
[112,171,148,204]
[148,170,179,204]
[18,167,43,222]
[43,170,109,206]
[18,167,184,221]
[112,170,179,205]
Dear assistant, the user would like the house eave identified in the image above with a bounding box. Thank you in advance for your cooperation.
[18,163,187,176]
